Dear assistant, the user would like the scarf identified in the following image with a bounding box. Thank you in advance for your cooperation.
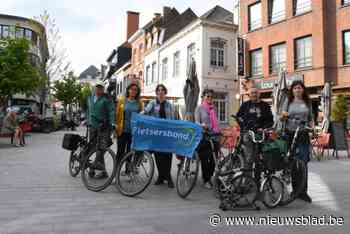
[202,100,220,133]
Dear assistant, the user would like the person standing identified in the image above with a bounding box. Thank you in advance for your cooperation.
[115,83,144,165]
[281,80,313,203]
[143,84,175,188]
[195,89,220,189]
[236,87,274,131]
[87,81,115,179]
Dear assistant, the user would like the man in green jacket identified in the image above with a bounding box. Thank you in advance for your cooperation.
[87,81,115,179]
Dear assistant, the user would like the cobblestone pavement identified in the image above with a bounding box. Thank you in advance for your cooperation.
[0,130,349,234]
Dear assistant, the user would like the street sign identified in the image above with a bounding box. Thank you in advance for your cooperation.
[237,37,245,76]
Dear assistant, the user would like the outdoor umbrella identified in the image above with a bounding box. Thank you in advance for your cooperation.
[321,82,331,133]
[272,70,288,129]
[183,58,200,122]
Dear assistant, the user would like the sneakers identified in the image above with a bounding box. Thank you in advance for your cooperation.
[167,180,174,188]
[154,178,164,185]
[94,171,109,179]
[299,193,312,203]
[203,181,213,189]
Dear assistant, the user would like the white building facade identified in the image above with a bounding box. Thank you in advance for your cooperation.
[143,14,238,125]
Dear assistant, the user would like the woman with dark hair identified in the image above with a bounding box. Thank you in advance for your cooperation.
[143,84,175,188]
[115,83,143,163]
[281,80,314,203]
[195,89,220,189]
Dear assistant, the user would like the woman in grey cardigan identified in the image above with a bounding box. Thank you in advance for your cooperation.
[195,89,220,189]
[143,84,175,188]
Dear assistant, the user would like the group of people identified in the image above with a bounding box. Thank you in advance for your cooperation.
[87,79,313,203]
[237,80,313,203]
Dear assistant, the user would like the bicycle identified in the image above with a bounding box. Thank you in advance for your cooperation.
[218,127,284,210]
[176,129,244,199]
[277,118,311,206]
[63,124,117,192]
[115,150,155,197]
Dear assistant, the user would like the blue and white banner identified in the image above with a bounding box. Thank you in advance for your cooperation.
[131,113,202,158]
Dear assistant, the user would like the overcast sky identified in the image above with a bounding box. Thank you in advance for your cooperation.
[2,0,235,75]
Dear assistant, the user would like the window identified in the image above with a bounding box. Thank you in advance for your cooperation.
[295,36,312,69]
[15,27,24,39]
[146,65,150,85]
[173,51,180,77]
[343,31,350,64]
[1,25,10,38]
[250,49,263,76]
[24,29,32,41]
[269,0,285,24]
[248,2,262,31]
[151,62,156,83]
[162,58,168,80]
[187,43,196,70]
[269,43,286,74]
[294,0,312,15]
[343,0,350,6]
[210,38,226,67]
[213,94,228,123]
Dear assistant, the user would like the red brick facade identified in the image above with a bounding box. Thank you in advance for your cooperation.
[240,0,350,95]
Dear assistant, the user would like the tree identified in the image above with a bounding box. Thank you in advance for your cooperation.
[78,83,92,112]
[331,95,349,123]
[0,38,46,106]
[52,72,81,107]
[34,10,71,82]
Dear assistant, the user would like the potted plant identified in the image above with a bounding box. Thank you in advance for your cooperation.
[330,95,350,157]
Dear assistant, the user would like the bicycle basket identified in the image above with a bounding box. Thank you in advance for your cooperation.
[262,139,288,171]
[62,134,82,151]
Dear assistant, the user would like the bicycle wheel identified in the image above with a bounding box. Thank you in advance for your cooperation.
[229,174,258,207]
[213,152,244,197]
[261,175,284,209]
[176,152,200,199]
[81,148,116,192]
[278,158,307,206]
[116,151,155,197]
[69,150,80,177]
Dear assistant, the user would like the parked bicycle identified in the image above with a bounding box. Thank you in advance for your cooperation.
[115,150,155,197]
[218,126,285,210]
[62,125,116,192]
[176,127,244,199]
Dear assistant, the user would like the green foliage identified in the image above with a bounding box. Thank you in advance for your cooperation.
[331,95,349,123]
[78,83,92,111]
[52,72,81,107]
[0,38,46,103]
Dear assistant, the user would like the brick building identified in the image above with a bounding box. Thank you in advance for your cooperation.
[239,0,350,106]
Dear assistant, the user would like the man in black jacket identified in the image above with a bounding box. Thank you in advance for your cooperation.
[237,87,274,181]
[237,87,274,131]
